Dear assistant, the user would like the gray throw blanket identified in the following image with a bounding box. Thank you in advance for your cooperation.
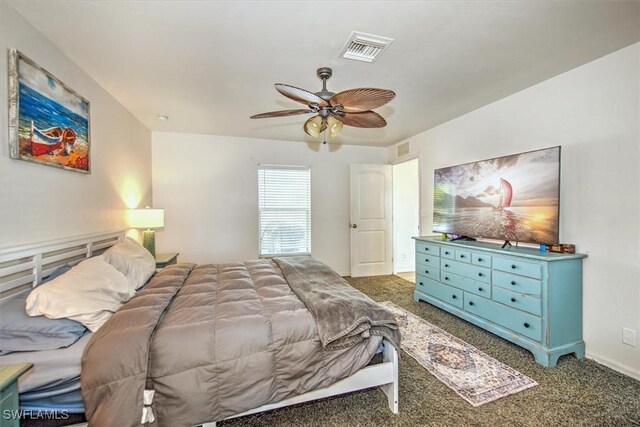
[274,256,401,351]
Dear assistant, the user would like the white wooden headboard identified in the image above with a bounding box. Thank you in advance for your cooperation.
[0,230,125,301]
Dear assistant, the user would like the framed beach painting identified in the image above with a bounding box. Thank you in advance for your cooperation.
[9,49,90,173]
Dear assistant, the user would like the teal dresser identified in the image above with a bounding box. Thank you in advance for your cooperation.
[1,363,32,426]
[413,236,587,367]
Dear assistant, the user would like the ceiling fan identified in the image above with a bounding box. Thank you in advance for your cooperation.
[250,67,395,143]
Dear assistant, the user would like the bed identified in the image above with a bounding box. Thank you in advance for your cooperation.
[0,231,399,427]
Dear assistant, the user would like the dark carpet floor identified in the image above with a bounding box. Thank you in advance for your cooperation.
[221,275,640,427]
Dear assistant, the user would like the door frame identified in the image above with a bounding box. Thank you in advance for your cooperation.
[391,154,421,274]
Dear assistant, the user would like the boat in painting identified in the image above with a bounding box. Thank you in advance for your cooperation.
[30,121,76,156]
[497,178,513,210]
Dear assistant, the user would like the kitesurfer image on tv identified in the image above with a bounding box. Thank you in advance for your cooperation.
[432,146,560,244]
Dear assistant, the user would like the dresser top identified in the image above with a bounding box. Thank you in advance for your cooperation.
[413,236,587,261]
[0,363,33,389]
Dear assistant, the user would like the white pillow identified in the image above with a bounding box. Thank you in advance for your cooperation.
[103,237,156,290]
[25,256,133,331]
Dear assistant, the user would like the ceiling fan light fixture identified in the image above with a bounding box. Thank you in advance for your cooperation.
[327,116,343,138]
[252,67,395,142]
[304,115,323,137]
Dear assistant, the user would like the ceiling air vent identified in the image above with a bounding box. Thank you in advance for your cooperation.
[340,32,394,63]
[397,142,410,158]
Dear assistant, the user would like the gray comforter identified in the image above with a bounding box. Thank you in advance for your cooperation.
[81,259,399,427]
[274,257,400,350]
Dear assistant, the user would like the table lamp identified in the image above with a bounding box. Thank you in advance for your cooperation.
[126,207,164,256]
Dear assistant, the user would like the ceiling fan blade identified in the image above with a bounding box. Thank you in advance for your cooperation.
[330,88,395,113]
[250,109,314,119]
[337,111,387,128]
[275,84,328,107]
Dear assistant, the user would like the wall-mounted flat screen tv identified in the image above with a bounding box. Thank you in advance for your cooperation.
[433,146,561,244]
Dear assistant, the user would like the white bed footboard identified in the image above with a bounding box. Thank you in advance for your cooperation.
[200,339,399,427]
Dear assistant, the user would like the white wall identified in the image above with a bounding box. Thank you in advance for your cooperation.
[388,43,640,378]
[152,132,387,275]
[393,158,420,273]
[0,0,152,248]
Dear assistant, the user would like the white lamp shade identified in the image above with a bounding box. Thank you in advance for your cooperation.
[127,208,165,229]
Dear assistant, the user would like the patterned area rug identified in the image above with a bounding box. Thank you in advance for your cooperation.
[381,301,538,407]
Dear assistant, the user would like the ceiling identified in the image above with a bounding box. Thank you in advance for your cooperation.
[10,1,640,147]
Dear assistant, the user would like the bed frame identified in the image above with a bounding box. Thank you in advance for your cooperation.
[0,230,125,301]
[0,230,399,425]
[201,339,399,427]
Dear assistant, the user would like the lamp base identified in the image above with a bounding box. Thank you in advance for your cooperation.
[142,230,156,257]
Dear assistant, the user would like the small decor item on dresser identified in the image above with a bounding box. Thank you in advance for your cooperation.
[548,243,576,254]
[126,207,165,256]
[8,50,90,173]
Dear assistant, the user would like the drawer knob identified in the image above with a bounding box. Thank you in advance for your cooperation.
[419,282,424,286]
[524,322,530,328]
[478,257,483,262]
[478,272,483,277]
[460,254,465,258]
[445,264,450,268]
[478,287,483,291]
[444,276,449,281]
[511,264,517,269]
[511,297,516,302]
[452,295,457,299]
[445,251,450,255]
[511,280,516,285]
[425,270,429,274]
[425,247,429,251]
[469,301,475,306]
[425,258,429,262]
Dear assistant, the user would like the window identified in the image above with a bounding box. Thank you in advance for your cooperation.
[258,165,311,256]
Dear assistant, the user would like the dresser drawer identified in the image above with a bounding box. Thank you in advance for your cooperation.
[441,271,491,299]
[464,293,542,342]
[441,247,456,259]
[493,270,542,296]
[493,287,542,316]
[416,253,439,266]
[472,253,492,268]
[416,265,440,282]
[455,249,471,263]
[440,259,491,284]
[416,277,463,309]
[416,242,440,256]
[493,256,542,279]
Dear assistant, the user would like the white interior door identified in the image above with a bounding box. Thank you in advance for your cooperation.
[350,164,393,277]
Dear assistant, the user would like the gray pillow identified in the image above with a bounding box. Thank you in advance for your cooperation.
[0,266,87,354]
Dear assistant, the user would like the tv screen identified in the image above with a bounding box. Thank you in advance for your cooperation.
[433,146,560,244]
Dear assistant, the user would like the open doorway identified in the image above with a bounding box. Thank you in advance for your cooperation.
[392,158,420,282]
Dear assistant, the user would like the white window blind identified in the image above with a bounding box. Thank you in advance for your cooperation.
[258,165,311,256]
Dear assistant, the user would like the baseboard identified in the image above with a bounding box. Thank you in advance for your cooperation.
[394,268,414,274]
[585,351,640,381]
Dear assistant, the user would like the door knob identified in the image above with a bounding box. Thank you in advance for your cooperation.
[351,224,358,229]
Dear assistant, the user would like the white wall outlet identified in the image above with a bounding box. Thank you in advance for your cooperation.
[622,328,636,347]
